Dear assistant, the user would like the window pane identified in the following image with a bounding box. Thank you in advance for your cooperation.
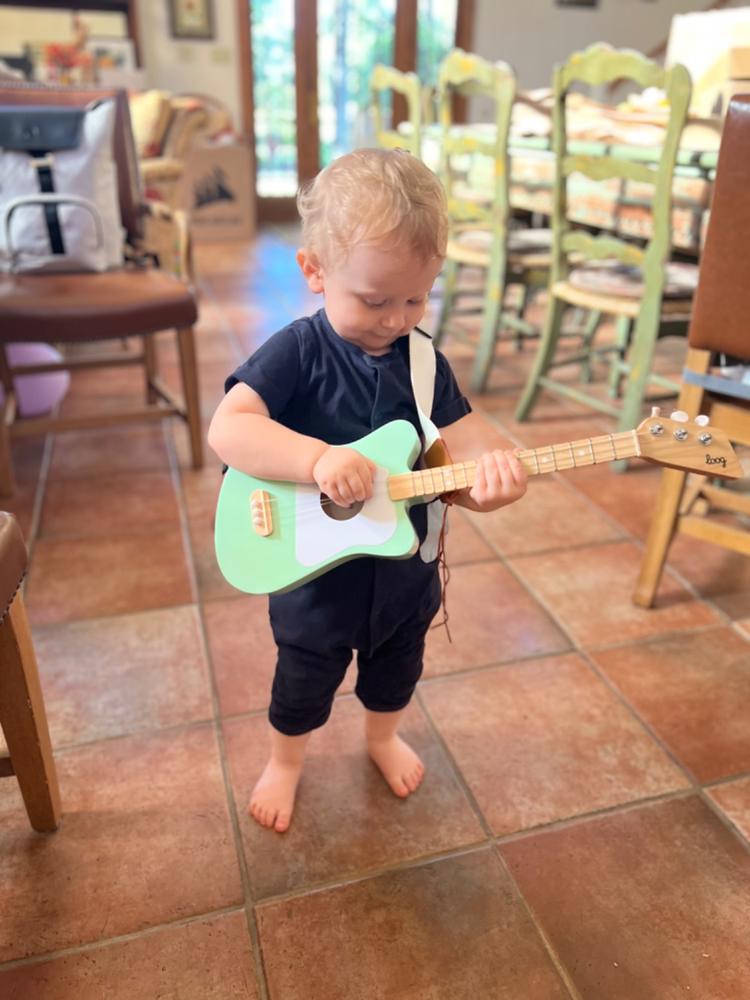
[417,0,457,88]
[317,0,397,166]
[251,0,298,196]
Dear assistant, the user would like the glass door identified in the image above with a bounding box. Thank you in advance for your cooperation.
[244,0,471,219]
[251,0,299,198]
[317,0,397,166]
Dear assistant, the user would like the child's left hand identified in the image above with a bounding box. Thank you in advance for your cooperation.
[469,449,528,512]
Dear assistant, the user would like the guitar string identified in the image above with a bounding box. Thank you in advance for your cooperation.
[243,439,643,528]
[238,431,642,512]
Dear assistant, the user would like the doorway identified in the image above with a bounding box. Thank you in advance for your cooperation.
[238,0,472,221]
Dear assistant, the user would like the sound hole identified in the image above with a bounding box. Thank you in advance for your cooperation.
[320,493,363,521]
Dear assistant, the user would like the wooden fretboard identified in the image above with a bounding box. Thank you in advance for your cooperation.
[388,430,640,501]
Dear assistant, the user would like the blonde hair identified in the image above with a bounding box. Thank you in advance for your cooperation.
[297,148,448,267]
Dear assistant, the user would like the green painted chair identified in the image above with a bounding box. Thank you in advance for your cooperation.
[515,44,694,454]
[369,64,423,157]
[432,49,550,392]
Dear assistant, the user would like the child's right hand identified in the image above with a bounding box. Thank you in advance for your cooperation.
[312,447,376,507]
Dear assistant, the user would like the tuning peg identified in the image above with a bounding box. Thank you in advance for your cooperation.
[650,406,662,417]
[694,414,710,426]
[670,410,689,423]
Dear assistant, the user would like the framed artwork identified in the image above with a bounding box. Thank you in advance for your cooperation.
[86,37,136,73]
[556,0,598,6]
[167,0,215,40]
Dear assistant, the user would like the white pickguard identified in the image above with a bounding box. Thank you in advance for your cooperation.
[295,467,398,567]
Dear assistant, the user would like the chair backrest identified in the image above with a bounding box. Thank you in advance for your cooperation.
[688,95,750,362]
[369,64,423,157]
[0,81,143,243]
[548,43,691,292]
[437,49,516,235]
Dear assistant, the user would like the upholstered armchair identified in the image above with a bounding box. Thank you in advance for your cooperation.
[131,90,233,209]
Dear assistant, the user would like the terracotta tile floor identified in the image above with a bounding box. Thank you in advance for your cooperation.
[1,229,749,998]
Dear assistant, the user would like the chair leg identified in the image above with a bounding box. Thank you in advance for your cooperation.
[578,309,604,383]
[513,281,532,351]
[632,466,687,608]
[471,252,506,392]
[514,294,567,421]
[143,334,159,405]
[0,415,14,498]
[608,315,632,398]
[0,593,61,832]
[433,259,459,348]
[613,295,663,470]
[0,345,16,496]
[176,326,203,469]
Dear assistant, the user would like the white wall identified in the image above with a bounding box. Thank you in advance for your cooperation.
[472,0,749,90]
[138,0,241,131]
[0,6,126,48]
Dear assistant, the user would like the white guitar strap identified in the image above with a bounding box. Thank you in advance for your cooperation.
[409,328,447,562]
[409,327,440,450]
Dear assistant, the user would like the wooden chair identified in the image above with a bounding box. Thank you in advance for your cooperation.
[634,96,750,608]
[432,49,550,391]
[0,83,203,497]
[515,44,694,448]
[0,511,61,832]
[370,64,423,157]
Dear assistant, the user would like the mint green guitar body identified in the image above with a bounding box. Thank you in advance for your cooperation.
[215,419,423,595]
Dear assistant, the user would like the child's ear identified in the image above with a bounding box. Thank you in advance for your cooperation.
[296,249,325,293]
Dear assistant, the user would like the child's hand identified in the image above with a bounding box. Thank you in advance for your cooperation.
[470,449,527,512]
[313,446,376,507]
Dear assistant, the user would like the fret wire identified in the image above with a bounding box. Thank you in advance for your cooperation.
[608,435,617,460]
[567,441,575,467]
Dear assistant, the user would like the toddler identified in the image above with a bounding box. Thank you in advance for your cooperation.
[208,148,527,832]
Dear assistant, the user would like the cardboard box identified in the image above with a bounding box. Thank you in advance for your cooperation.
[178,142,256,243]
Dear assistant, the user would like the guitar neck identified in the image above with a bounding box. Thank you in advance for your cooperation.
[388,430,641,500]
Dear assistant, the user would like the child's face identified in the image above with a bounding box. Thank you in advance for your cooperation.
[297,242,443,355]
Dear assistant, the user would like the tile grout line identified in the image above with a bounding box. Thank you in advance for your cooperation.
[493,848,585,1000]
[163,422,271,1000]
[415,687,583,999]
[0,906,247,973]
[578,647,750,854]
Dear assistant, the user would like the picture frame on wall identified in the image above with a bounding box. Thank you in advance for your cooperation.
[167,0,215,41]
[556,0,598,6]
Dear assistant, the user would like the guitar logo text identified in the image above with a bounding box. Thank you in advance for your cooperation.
[705,454,727,468]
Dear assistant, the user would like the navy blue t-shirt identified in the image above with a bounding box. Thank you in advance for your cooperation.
[226,308,471,654]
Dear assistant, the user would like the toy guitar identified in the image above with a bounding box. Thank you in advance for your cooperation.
[215,408,741,595]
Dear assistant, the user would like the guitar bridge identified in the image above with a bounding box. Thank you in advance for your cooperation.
[250,489,273,537]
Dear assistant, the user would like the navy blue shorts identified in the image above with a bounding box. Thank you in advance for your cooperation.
[268,583,439,736]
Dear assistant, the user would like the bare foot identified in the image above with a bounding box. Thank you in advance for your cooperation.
[248,758,302,832]
[367,735,425,797]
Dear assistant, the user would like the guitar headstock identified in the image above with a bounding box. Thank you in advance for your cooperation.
[636,408,742,479]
